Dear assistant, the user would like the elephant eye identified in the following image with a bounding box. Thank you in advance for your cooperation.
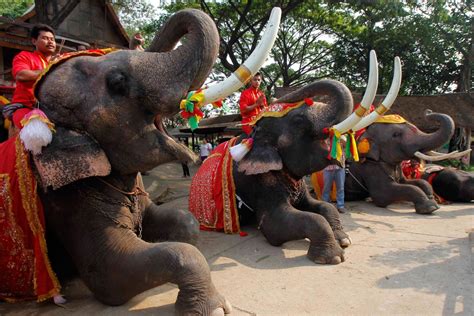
[290,114,305,126]
[392,131,402,138]
[106,69,129,96]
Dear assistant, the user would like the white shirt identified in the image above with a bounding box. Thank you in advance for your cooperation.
[200,143,212,156]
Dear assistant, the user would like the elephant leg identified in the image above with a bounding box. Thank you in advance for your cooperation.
[369,181,438,214]
[77,230,230,315]
[258,206,344,264]
[296,190,351,248]
[400,178,434,199]
[141,203,199,245]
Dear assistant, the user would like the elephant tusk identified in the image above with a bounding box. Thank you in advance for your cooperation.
[198,7,281,106]
[414,149,472,161]
[331,50,378,134]
[352,56,402,131]
[427,150,458,156]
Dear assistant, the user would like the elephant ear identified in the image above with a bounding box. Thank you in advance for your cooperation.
[237,137,282,175]
[33,127,111,190]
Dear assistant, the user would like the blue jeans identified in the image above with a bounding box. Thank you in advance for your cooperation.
[322,168,346,209]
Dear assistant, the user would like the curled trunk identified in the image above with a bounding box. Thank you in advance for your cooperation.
[408,111,455,154]
[132,9,219,116]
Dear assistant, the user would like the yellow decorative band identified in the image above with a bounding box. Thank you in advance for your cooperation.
[234,65,252,84]
[375,114,406,124]
[375,104,388,115]
[354,106,367,117]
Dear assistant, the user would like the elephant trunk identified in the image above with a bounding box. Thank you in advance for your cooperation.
[131,9,219,116]
[409,111,455,154]
[276,79,353,128]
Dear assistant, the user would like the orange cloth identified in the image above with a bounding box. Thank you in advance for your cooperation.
[0,136,61,302]
[310,171,337,201]
[239,87,267,135]
[189,138,240,233]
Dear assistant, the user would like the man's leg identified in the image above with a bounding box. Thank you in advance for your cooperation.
[334,168,346,211]
[322,170,335,203]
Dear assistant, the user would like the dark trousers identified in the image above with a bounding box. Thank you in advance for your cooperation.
[182,163,190,177]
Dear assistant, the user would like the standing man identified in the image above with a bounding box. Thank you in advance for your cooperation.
[322,136,347,213]
[239,72,267,135]
[9,24,56,130]
[199,138,213,162]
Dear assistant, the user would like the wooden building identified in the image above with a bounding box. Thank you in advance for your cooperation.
[0,0,130,98]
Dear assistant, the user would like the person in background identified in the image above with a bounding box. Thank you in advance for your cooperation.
[180,139,191,177]
[322,136,347,213]
[238,72,267,135]
[199,138,212,162]
[129,32,145,51]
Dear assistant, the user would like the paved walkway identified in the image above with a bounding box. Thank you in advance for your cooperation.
[1,163,473,315]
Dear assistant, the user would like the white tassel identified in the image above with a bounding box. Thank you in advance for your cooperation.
[20,118,53,155]
[230,138,253,162]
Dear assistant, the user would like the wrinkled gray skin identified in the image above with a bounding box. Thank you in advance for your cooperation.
[422,167,474,202]
[345,112,455,214]
[34,9,230,315]
[233,80,353,265]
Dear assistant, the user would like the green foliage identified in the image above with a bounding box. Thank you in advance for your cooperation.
[111,0,158,38]
[0,0,33,18]
[112,0,472,116]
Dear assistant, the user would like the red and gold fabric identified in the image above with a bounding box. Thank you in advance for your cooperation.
[0,136,61,302]
[189,138,240,234]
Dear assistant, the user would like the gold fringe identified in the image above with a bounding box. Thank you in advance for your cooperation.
[14,138,61,301]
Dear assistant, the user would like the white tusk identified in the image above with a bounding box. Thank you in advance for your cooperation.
[428,150,458,156]
[352,56,402,131]
[198,7,281,105]
[415,149,472,161]
[331,50,378,133]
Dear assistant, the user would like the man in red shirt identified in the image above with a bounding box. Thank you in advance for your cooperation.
[239,72,267,135]
[10,24,56,129]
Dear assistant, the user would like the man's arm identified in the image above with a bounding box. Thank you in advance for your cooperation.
[240,93,265,115]
[15,69,43,82]
[12,52,43,82]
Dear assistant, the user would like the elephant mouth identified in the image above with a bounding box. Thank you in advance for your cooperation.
[154,115,170,137]
[153,115,199,164]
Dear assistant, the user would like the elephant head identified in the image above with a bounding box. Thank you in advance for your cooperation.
[237,79,354,178]
[359,111,455,164]
[32,9,218,188]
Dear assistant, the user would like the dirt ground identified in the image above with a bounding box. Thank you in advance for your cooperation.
[1,162,472,315]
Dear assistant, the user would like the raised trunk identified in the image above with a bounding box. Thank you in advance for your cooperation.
[131,9,219,116]
[409,112,455,154]
[276,79,353,128]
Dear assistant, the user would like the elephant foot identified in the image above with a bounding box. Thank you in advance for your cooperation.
[307,242,345,265]
[333,229,352,248]
[175,285,232,316]
[415,199,439,214]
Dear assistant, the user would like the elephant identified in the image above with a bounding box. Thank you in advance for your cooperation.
[191,79,358,265]
[344,111,456,214]
[423,166,474,202]
[2,9,237,315]
[402,162,474,203]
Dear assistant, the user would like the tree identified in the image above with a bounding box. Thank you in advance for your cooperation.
[0,0,33,18]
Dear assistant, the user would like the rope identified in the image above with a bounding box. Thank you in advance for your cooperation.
[346,168,369,192]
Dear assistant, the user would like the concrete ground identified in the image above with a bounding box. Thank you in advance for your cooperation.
[1,162,473,315]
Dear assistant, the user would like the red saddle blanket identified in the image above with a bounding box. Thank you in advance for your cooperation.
[189,138,240,234]
[0,136,60,302]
